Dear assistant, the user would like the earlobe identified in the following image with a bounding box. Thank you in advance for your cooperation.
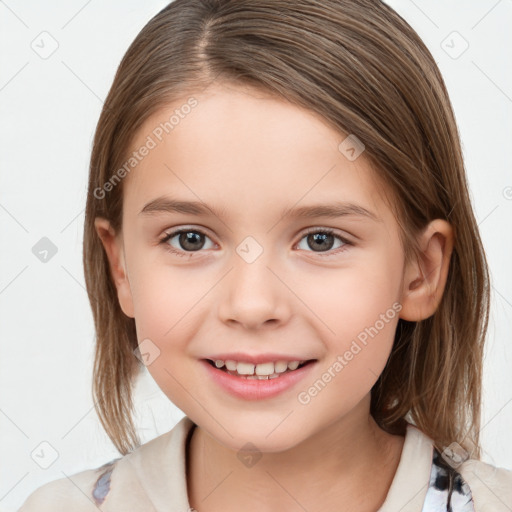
[399,219,454,322]
[94,217,135,318]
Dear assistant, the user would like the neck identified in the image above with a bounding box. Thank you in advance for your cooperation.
[186,395,405,512]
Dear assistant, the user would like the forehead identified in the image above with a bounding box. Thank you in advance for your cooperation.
[122,82,391,225]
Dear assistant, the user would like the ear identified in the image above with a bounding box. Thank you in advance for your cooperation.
[399,219,454,321]
[94,217,135,318]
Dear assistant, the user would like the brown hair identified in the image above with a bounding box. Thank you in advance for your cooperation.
[83,0,490,458]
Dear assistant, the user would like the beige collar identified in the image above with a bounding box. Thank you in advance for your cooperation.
[107,416,434,511]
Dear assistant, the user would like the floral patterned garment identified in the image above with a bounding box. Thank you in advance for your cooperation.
[90,447,475,510]
[421,449,475,511]
[91,459,119,506]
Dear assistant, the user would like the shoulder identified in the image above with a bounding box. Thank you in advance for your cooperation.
[402,424,512,511]
[422,447,512,511]
[18,458,120,512]
[17,416,195,511]
[457,457,512,511]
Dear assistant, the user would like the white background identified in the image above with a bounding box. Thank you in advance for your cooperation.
[0,1,511,510]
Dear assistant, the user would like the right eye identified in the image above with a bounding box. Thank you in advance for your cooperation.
[159,228,216,257]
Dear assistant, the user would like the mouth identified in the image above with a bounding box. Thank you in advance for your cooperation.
[201,357,318,400]
[204,358,316,380]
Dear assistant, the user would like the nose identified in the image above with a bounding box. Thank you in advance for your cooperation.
[217,249,292,330]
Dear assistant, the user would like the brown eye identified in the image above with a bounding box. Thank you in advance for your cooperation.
[160,228,214,255]
[306,232,335,252]
[296,229,352,255]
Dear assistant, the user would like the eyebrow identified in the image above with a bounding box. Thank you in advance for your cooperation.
[139,196,380,222]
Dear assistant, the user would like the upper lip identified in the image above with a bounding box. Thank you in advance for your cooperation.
[204,353,317,364]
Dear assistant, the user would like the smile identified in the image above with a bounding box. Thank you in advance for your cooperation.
[202,359,317,400]
[207,359,313,379]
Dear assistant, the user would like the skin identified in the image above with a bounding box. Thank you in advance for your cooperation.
[95,81,454,512]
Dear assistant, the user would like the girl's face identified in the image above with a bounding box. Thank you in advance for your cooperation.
[97,82,421,452]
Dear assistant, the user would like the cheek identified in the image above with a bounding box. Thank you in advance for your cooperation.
[292,254,401,381]
[127,257,205,409]
[297,254,401,333]
[127,249,204,339]
[301,293,400,413]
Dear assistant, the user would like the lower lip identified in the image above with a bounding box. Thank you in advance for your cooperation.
[201,359,317,400]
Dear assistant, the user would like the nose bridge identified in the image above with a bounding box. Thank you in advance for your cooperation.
[217,235,290,328]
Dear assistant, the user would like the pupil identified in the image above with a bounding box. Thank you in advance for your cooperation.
[180,232,204,251]
[308,233,334,252]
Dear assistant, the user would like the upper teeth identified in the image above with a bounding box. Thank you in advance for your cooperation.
[214,359,304,376]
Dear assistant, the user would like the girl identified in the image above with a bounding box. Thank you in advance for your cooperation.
[19,0,512,510]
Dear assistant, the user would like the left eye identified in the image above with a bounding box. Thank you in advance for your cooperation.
[296,229,351,255]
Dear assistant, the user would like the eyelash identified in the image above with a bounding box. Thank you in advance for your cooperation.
[159,227,353,258]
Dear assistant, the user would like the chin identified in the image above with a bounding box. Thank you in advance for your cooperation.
[205,416,311,454]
